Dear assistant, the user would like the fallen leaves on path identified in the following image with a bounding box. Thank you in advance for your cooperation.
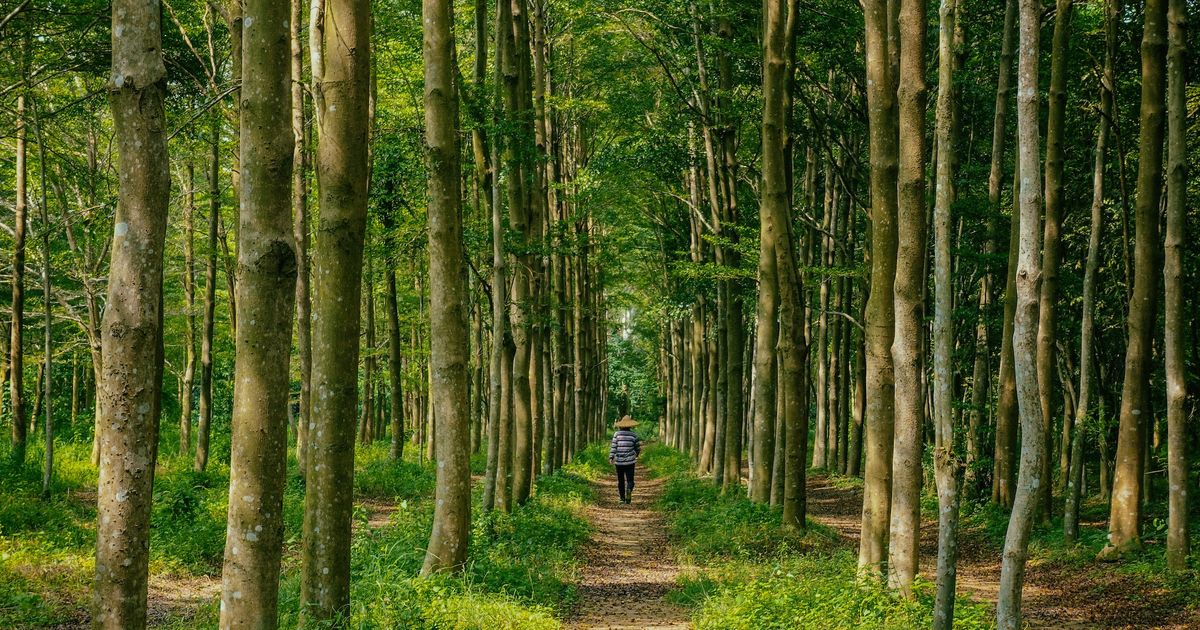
[568,467,689,630]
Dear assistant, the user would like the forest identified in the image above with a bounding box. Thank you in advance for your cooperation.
[0,0,1198,628]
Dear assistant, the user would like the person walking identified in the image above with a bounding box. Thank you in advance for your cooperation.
[609,415,642,504]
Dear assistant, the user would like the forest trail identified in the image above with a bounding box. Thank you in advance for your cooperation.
[806,474,1199,629]
[568,467,689,630]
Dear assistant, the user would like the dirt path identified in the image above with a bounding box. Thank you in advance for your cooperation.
[568,466,689,630]
[807,474,1199,629]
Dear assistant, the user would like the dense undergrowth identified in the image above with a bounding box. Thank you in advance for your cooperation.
[0,438,607,629]
[640,445,994,630]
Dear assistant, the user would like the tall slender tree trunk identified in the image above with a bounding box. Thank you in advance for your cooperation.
[996,0,1045,625]
[887,0,927,598]
[219,1,298,624]
[93,2,170,625]
[180,163,196,455]
[292,0,313,476]
[33,96,53,496]
[762,0,801,520]
[993,167,1020,507]
[1065,0,1116,545]
[195,120,220,473]
[387,269,405,461]
[1102,0,1166,561]
[10,91,28,464]
[1163,0,1188,572]
[971,0,1016,496]
[359,255,376,445]
[751,0,787,502]
[485,105,512,511]
[300,0,371,621]
[1036,0,1072,522]
[858,0,899,578]
[422,0,471,572]
[932,0,961,624]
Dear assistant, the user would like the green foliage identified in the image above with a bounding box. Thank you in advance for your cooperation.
[0,435,603,629]
[652,450,992,629]
[680,552,993,630]
[658,475,830,563]
[639,442,691,479]
[562,442,615,481]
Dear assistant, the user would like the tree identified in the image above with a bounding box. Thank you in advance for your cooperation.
[1102,0,1167,561]
[219,0,298,624]
[300,0,372,622]
[293,0,313,476]
[10,88,28,465]
[1035,0,1072,522]
[931,0,962,624]
[887,0,927,597]
[179,163,196,455]
[92,0,171,626]
[857,0,899,579]
[1065,0,1117,545]
[420,0,471,573]
[996,0,1045,625]
[969,0,1016,497]
[1162,0,1188,572]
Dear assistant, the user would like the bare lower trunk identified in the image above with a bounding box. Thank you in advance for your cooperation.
[195,121,220,473]
[931,0,961,624]
[1035,0,1072,522]
[421,0,471,572]
[1065,0,1115,545]
[300,0,372,622]
[887,0,927,597]
[93,4,170,625]
[993,168,1020,507]
[292,0,313,476]
[219,2,298,624]
[858,0,899,578]
[387,269,405,461]
[972,0,1016,497]
[1102,0,1166,560]
[996,1,1044,625]
[180,163,196,455]
[1163,0,1188,572]
[10,91,28,464]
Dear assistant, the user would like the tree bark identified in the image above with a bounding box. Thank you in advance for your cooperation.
[858,0,899,578]
[1065,0,1116,545]
[33,95,53,496]
[300,0,371,621]
[195,120,220,473]
[1036,0,1072,522]
[180,163,197,455]
[93,2,170,625]
[993,164,1020,508]
[10,90,28,464]
[1163,0,1188,573]
[219,1,298,624]
[932,0,961,624]
[971,0,1016,498]
[752,0,793,504]
[292,0,313,477]
[421,0,471,572]
[387,269,405,461]
[887,0,927,597]
[1102,0,1166,561]
[996,0,1045,625]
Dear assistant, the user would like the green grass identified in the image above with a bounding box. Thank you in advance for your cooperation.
[653,457,994,630]
[1,438,602,629]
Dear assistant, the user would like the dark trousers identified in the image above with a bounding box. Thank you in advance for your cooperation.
[616,463,636,501]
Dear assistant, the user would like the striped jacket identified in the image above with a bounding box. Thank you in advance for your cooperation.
[609,430,641,466]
